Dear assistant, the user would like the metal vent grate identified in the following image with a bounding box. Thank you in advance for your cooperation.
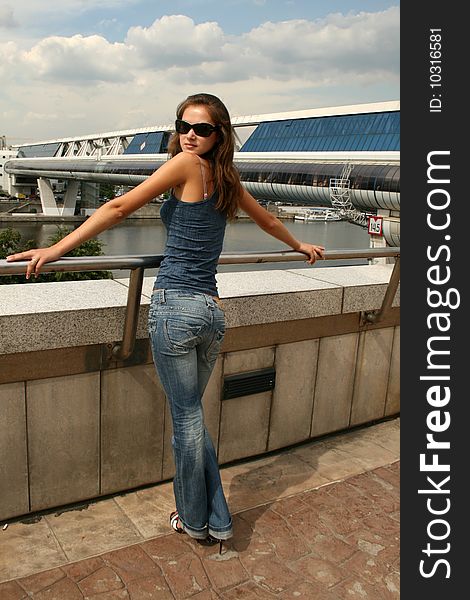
[223,368,276,400]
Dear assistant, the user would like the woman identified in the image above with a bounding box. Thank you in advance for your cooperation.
[7,93,324,550]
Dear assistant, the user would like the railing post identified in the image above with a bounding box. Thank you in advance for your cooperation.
[111,267,145,361]
[362,256,400,324]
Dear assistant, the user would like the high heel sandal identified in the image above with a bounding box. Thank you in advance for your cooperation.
[169,510,184,534]
[171,511,223,554]
[212,536,224,555]
[198,534,224,554]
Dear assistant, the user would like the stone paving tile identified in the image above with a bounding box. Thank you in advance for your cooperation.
[140,533,192,561]
[330,574,387,599]
[100,545,162,585]
[222,455,331,514]
[290,443,369,482]
[62,556,106,582]
[240,553,301,595]
[269,494,307,518]
[308,534,356,564]
[383,570,400,597]
[298,482,345,511]
[32,577,83,600]
[202,551,250,592]
[261,525,311,563]
[348,468,400,500]
[361,513,401,538]
[371,464,400,488]
[283,504,332,545]
[355,419,400,455]
[159,552,211,598]
[17,567,66,595]
[314,502,364,537]
[126,575,174,599]
[1,424,400,600]
[249,452,332,500]
[221,580,278,598]
[0,518,67,582]
[114,482,176,539]
[44,499,143,562]
[288,555,347,588]
[279,580,342,599]
[346,527,399,569]
[327,486,382,521]
[323,430,398,471]
[86,591,129,599]
[77,566,124,597]
[0,580,28,599]
[230,527,275,560]
[190,591,221,600]
[236,505,311,564]
[341,549,394,587]
[237,505,289,539]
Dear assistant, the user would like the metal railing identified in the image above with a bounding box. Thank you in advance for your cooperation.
[0,247,400,360]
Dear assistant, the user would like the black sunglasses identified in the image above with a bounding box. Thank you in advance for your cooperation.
[175,119,219,137]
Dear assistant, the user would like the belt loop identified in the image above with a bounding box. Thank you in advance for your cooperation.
[152,288,166,303]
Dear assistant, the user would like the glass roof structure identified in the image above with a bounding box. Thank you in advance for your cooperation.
[240,111,400,153]
[17,143,61,158]
[123,132,170,155]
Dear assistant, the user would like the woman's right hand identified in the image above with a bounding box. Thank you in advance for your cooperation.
[6,246,63,280]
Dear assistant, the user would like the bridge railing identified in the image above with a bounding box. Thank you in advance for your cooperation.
[0,247,400,360]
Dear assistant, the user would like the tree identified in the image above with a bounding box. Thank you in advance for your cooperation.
[0,228,35,284]
[99,183,116,200]
[0,226,113,284]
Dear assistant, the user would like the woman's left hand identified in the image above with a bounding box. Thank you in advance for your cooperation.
[297,242,325,264]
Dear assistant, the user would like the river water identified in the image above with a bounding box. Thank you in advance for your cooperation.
[9,218,370,277]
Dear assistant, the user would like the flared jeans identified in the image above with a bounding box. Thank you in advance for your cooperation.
[148,289,232,540]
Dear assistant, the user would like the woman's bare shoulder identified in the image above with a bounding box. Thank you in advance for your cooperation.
[168,152,200,168]
[158,152,199,183]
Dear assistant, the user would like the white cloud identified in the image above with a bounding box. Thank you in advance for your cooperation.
[1,7,399,143]
[0,42,19,77]
[3,9,399,85]
[125,8,399,85]
[126,15,225,68]
[237,8,399,79]
[0,4,18,28]
[22,34,134,83]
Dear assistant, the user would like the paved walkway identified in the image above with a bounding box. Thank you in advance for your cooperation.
[0,418,399,599]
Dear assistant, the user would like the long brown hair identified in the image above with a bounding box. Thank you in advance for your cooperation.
[168,93,243,219]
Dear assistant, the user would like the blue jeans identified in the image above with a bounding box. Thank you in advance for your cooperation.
[148,289,232,540]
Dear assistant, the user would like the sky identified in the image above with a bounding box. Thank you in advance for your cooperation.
[0,1,399,145]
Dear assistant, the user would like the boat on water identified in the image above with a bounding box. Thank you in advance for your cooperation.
[293,208,342,222]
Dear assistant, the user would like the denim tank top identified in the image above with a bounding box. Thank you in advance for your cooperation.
[155,158,227,297]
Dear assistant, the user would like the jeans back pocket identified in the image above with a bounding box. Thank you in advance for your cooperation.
[164,317,205,353]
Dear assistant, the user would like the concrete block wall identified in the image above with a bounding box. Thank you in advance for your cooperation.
[100,365,166,495]
[0,264,400,520]
[1,383,29,518]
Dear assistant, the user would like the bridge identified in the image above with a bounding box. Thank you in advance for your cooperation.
[2,100,400,244]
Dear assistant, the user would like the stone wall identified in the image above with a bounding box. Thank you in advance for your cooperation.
[0,265,400,520]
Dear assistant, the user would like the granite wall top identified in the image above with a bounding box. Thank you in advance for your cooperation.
[0,264,399,355]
